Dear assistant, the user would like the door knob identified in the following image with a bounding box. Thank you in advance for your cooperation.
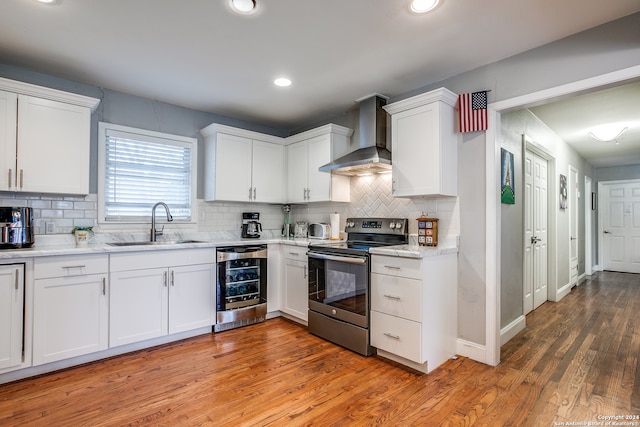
[604,230,611,234]
[530,236,541,244]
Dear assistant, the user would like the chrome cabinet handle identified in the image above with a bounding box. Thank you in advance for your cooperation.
[163,271,168,287]
[15,269,19,290]
[19,169,23,189]
[383,294,401,300]
[253,188,256,200]
[304,264,307,279]
[384,333,401,340]
[249,187,253,200]
[8,169,11,189]
[307,252,367,264]
[102,277,106,295]
[171,270,175,286]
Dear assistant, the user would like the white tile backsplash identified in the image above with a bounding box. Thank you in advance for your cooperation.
[1,173,459,239]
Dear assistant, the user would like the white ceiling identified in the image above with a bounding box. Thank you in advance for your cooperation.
[529,81,640,168]
[0,0,639,166]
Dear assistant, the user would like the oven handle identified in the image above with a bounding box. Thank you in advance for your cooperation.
[307,252,367,264]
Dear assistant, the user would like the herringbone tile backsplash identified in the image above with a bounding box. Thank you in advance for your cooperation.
[291,173,459,238]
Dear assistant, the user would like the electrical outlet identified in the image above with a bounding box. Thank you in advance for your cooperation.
[46,222,55,234]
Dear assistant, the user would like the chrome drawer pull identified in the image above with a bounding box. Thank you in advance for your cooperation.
[384,265,401,270]
[383,294,401,300]
[384,333,401,340]
[62,265,86,269]
[288,252,299,256]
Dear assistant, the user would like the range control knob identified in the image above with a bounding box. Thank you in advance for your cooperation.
[389,221,396,229]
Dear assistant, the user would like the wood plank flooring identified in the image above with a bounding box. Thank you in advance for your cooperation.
[1,271,639,426]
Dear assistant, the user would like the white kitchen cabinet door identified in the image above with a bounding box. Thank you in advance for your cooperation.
[307,135,333,202]
[385,88,457,198]
[33,273,108,365]
[110,268,169,348]
[214,133,253,202]
[286,141,308,203]
[251,140,284,203]
[282,257,308,322]
[168,264,216,334]
[0,264,23,370]
[0,91,17,191]
[17,95,91,195]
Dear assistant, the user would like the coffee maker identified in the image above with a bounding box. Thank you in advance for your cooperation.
[241,212,262,238]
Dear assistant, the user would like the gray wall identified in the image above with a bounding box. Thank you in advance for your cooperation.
[384,12,639,346]
[0,63,289,199]
[1,11,638,351]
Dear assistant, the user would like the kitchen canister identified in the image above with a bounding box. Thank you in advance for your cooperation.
[329,212,340,239]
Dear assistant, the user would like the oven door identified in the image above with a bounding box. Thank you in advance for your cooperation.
[308,251,369,328]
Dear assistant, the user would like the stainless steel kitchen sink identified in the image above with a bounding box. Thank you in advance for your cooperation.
[108,240,206,247]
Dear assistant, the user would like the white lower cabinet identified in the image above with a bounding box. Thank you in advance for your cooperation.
[370,253,457,373]
[109,249,215,348]
[280,245,308,322]
[33,255,109,366]
[0,264,24,371]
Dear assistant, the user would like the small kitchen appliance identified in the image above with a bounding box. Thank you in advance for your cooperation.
[241,212,262,238]
[308,223,331,240]
[307,217,408,356]
[0,207,34,249]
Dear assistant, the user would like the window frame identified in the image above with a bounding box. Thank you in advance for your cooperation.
[97,122,197,227]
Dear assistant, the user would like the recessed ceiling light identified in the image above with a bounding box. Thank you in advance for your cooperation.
[230,0,256,14]
[274,78,292,87]
[410,0,440,13]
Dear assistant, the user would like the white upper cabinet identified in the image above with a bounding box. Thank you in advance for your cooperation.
[0,78,99,195]
[383,88,458,197]
[285,124,352,203]
[201,124,284,203]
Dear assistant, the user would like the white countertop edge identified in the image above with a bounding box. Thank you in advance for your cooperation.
[0,236,456,260]
[369,237,459,259]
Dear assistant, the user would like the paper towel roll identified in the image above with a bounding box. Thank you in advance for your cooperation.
[330,212,340,239]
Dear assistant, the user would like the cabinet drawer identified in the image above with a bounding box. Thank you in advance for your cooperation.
[371,273,421,322]
[370,311,422,363]
[35,254,108,279]
[282,245,308,260]
[371,255,422,279]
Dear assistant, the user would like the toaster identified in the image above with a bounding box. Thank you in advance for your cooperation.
[308,223,331,239]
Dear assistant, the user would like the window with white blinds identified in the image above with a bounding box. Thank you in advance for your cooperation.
[98,123,196,223]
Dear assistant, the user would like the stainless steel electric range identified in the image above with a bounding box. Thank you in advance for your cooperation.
[307,217,408,356]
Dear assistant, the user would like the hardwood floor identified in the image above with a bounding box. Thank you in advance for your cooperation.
[1,271,639,426]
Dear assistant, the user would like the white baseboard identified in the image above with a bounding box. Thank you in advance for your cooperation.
[456,338,489,365]
[554,282,572,302]
[500,315,526,346]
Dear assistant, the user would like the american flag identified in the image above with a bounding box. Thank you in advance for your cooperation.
[458,91,488,133]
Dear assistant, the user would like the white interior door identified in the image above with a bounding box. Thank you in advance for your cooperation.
[601,180,640,273]
[568,166,579,287]
[524,150,548,314]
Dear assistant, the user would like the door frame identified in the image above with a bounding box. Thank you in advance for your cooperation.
[568,164,579,288]
[585,176,592,276]
[484,65,640,367]
[523,137,554,313]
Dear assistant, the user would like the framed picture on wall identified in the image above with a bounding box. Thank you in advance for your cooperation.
[559,174,568,209]
[500,148,515,204]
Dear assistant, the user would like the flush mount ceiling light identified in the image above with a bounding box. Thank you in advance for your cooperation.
[587,124,629,143]
[274,77,292,87]
[410,0,440,13]
[35,0,60,4]
[229,0,256,14]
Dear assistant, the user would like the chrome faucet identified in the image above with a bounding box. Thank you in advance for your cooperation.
[151,202,173,241]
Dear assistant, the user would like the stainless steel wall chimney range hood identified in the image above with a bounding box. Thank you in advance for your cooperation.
[319,94,391,176]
